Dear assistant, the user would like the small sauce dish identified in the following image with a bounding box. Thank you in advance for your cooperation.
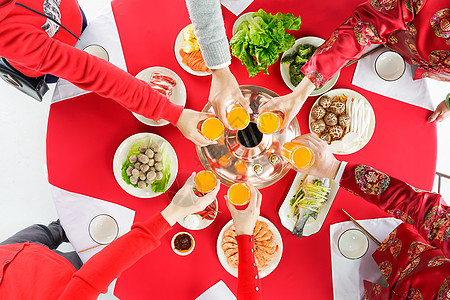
[89,214,119,245]
[171,232,195,256]
[83,44,110,62]
[374,51,405,81]
[338,228,369,260]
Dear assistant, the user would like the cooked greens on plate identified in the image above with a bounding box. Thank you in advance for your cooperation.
[230,9,301,77]
[281,43,317,86]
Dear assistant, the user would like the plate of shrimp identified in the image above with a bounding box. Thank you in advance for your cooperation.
[216,216,283,278]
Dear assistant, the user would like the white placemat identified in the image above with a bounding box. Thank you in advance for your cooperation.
[196,280,236,300]
[51,3,127,103]
[352,46,434,111]
[221,0,253,16]
[50,185,135,263]
[330,217,402,300]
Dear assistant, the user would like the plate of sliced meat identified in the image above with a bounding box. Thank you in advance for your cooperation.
[216,216,283,278]
[133,66,187,126]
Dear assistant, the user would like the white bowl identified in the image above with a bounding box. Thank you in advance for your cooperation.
[112,133,178,198]
[133,66,187,127]
[338,228,369,259]
[374,51,405,81]
[232,12,255,35]
[83,44,109,61]
[280,37,339,96]
[171,232,195,256]
[89,214,119,245]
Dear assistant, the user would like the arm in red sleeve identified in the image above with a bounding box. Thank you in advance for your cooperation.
[236,235,262,300]
[58,213,172,299]
[339,162,450,256]
[0,25,183,125]
[300,0,421,87]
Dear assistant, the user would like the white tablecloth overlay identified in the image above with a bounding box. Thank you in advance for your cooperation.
[221,0,254,16]
[352,45,450,112]
[51,3,127,103]
[50,185,135,263]
[330,217,402,300]
[196,280,236,300]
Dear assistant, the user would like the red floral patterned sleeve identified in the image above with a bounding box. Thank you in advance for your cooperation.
[339,162,450,257]
[300,0,425,88]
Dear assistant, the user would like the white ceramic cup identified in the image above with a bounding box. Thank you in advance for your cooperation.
[88,214,119,245]
[83,44,109,62]
[338,228,369,259]
[374,51,405,81]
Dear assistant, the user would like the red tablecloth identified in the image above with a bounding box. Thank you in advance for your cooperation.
[46,0,437,299]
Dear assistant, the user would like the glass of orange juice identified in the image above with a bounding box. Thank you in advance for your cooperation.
[257,111,283,134]
[194,170,217,195]
[200,117,224,140]
[281,142,315,170]
[227,183,250,207]
[227,102,249,130]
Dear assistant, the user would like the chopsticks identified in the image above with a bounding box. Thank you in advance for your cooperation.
[77,243,104,253]
[341,209,381,246]
[345,44,385,67]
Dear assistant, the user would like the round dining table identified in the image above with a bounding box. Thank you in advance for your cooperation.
[46,0,438,298]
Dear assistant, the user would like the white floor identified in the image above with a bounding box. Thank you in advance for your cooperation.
[0,2,449,299]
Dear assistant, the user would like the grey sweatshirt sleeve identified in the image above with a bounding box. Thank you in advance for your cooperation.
[185,0,231,69]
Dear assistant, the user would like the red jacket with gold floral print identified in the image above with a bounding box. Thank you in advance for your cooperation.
[301,0,450,87]
[340,163,450,299]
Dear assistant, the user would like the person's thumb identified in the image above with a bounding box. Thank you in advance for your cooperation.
[428,110,439,122]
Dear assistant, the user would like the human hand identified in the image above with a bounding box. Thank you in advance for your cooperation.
[176,109,216,147]
[209,67,245,129]
[291,133,341,179]
[428,98,450,122]
[161,172,220,226]
[259,76,315,132]
[225,183,262,235]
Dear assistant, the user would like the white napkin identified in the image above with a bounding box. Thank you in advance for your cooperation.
[50,185,135,263]
[196,280,236,300]
[51,3,127,103]
[330,217,402,300]
[221,0,254,16]
[352,46,435,111]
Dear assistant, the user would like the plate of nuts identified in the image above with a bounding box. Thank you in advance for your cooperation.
[113,133,178,198]
[309,89,375,154]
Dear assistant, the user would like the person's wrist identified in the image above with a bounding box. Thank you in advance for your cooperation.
[161,203,185,226]
[328,160,341,180]
[235,227,252,236]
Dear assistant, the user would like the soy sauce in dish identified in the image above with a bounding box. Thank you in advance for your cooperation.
[174,233,192,251]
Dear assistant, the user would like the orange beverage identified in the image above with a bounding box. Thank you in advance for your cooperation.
[257,112,283,134]
[194,170,217,194]
[281,142,315,170]
[227,183,250,207]
[227,102,249,130]
[200,117,224,140]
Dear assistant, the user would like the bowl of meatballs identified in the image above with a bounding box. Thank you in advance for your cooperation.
[113,133,178,198]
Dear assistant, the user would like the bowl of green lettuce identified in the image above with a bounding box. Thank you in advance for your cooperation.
[280,36,339,96]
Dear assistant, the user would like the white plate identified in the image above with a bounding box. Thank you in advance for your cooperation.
[280,37,339,96]
[278,172,340,237]
[177,198,218,230]
[133,66,187,126]
[216,216,283,279]
[112,133,178,198]
[174,24,211,77]
[309,88,376,154]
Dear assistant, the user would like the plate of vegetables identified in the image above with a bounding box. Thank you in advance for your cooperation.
[113,133,178,198]
[177,198,219,230]
[174,24,211,76]
[278,172,339,237]
[230,9,301,77]
[280,36,339,96]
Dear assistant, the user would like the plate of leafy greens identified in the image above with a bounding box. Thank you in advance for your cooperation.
[113,133,178,198]
[230,9,301,77]
[280,36,339,96]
